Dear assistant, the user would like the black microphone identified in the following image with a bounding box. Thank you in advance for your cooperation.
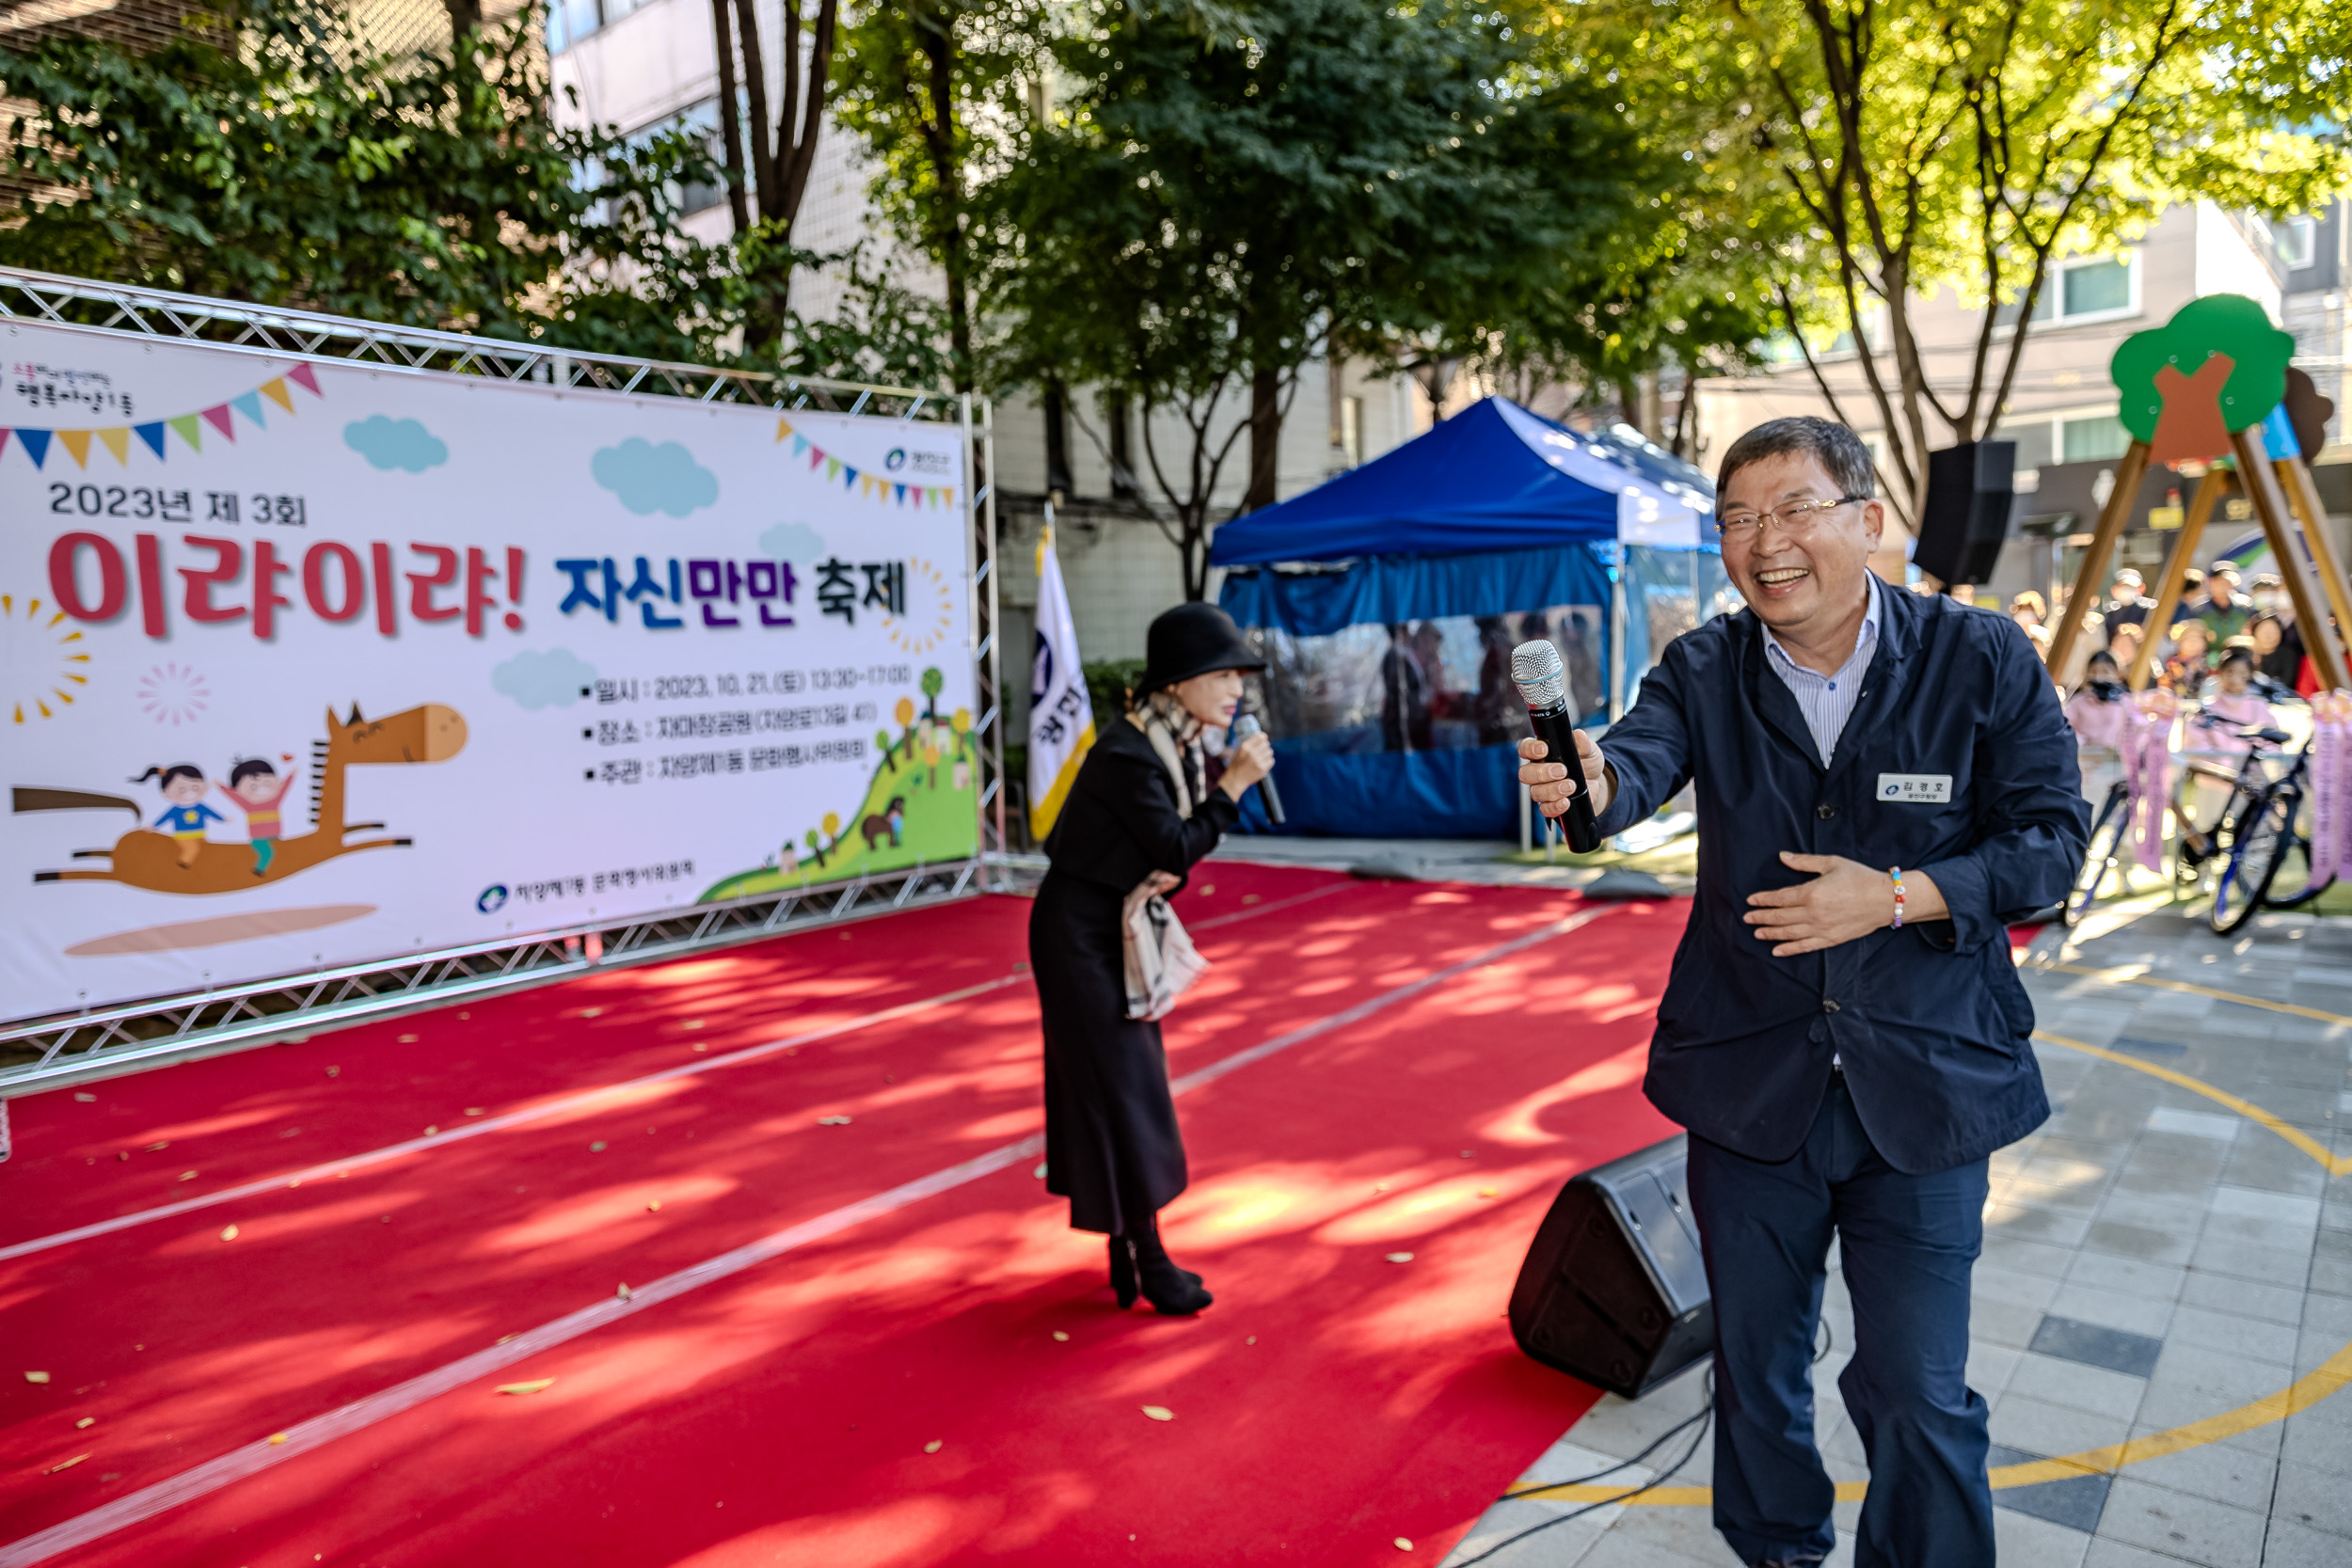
[1511,641,1600,853]
[1229,712,1285,827]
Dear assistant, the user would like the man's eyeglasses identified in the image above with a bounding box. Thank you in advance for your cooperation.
[1712,496,1868,544]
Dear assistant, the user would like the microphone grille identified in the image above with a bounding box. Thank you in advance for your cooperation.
[1231,713,1263,738]
[1510,640,1567,708]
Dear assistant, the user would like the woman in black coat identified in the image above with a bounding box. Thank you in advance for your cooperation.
[1030,602,1275,1315]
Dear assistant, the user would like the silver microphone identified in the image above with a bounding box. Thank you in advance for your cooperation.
[1510,641,1599,853]
[1230,712,1285,826]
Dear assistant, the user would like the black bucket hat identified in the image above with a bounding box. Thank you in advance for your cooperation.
[1139,602,1266,695]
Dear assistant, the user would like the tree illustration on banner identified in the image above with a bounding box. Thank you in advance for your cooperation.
[2111,295,2294,467]
[893,696,916,760]
[920,665,944,720]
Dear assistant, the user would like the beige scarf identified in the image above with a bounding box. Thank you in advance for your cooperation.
[1126,689,1207,819]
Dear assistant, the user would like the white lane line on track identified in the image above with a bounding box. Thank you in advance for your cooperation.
[2,878,1364,1265]
[0,900,1616,1568]
[0,975,1027,1264]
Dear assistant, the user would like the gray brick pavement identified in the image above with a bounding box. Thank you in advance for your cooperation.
[1444,910,2352,1568]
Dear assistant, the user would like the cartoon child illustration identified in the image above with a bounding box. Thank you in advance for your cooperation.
[134,764,226,869]
[218,757,298,877]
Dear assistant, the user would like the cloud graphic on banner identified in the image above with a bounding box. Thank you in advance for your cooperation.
[758,522,827,559]
[492,648,597,711]
[344,416,449,472]
[593,437,719,517]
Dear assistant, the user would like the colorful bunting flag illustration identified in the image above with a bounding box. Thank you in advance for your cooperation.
[3,363,324,468]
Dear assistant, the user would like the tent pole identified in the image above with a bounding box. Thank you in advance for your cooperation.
[1609,572,1628,722]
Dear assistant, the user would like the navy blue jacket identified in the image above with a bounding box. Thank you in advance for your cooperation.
[1594,584,2090,1174]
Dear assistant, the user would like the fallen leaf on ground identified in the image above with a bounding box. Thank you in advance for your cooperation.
[268,1433,287,1445]
[397,1034,418,1043]
[1052,1331,1070,1342]
[496,1380,554,1396]
[465,1108,484,1117]
[818,1117,852,1126]
[1394,1539,1413,1552]
[616,1284,633,1300]
[179,1172,197,1182]
[1479,1188,1499,1198]
[646,1200,662,1212]
[589,1141,608,1152]
[1033,1163,1048,1178]
[46,1455,87,1474]
[326,1067,339,1077]
[143,1142,167,1152]
[72,1093,94,1103]
[424,1126,438,1136]
[1385,1252,1412,1263]
[923,1440,943,1453]
[24,1371,49,1385]
[1140,1405,1174,1421]
[220,1225,240,1242]
[75,1418,93,1430]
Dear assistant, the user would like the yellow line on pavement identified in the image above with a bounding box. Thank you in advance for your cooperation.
[1515,990,2351,1508]
[2034,1030,2352,1179]
[2031,958,2352,1030]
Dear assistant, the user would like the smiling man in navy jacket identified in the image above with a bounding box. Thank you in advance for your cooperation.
[1521,417,2089,1568]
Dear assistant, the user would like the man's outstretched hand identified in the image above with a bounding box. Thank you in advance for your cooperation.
[1744,851,1947,957]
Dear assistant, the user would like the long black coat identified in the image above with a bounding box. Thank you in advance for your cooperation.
[1030,717,1237,1236]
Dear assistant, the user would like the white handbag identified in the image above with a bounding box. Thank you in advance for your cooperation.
[1121,880,1211,1021]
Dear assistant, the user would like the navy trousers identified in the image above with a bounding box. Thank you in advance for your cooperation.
[1685,1077,1994,1568]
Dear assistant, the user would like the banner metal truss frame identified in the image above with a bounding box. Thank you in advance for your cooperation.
[0,267,1014,1093]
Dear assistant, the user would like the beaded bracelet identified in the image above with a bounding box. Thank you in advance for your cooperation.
[1890,866,1906,929]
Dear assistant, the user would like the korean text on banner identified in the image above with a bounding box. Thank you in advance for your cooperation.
[1026,523,1094,840]
[1,321,976,1022]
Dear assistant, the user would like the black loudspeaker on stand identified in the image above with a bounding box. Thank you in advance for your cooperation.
[1911,439,2017,590]
[1507,1134,1712,1400]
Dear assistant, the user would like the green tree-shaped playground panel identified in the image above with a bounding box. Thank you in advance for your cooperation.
[2110,294,2294,467]
[698,720,978,904]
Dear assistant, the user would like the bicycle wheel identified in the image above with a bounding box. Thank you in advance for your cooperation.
[2209,786,2296,934]
[2064,785,2130,927]
[2258,785,2331,910]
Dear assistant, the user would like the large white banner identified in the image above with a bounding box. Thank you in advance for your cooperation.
[1,319,977,1022]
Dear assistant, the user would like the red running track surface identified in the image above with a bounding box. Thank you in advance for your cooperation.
[1,863,1687,1567]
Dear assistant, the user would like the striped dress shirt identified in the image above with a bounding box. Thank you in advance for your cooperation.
[1758,577,1883,767]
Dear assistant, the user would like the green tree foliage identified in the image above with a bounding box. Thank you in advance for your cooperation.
[988,0,1568,594]
[0,0,743,361]
[831,0,1045,391]
[1580,0,2352,523]
[2112,295,2295,460]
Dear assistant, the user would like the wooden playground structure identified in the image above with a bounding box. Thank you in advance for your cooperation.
[2042,297,2351,692]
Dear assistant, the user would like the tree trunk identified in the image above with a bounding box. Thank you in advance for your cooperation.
[917,8,972,392]
[1242,364,1281,513]
[444,0,480,42]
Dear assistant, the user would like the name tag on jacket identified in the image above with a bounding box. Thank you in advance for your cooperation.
[1877,772,1954,803]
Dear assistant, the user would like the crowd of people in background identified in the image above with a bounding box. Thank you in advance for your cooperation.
[2036,555,2327,713]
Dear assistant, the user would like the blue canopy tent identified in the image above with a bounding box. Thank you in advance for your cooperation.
[1212,396,1731,838]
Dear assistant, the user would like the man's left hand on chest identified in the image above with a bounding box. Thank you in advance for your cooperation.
[1745,851,1945,957]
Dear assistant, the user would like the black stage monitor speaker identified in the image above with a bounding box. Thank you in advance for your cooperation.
[1912,439,2017,589]
[1508,1134,1711,1401]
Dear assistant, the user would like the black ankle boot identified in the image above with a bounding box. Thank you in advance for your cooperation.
[1131,1216,1212,1315]
[1109,1235,1138,1309]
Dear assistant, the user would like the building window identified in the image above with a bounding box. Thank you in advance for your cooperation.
[2277,215,2318,270]
[1104,392,1138,499]
[2060,412,2129,463]
[1043,385,1073,497]
[1995,252,2139,330]
[1995,406,2128,474]
[547,0,602,53]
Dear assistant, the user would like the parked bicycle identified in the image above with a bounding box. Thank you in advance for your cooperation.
[2208,725,2334,933]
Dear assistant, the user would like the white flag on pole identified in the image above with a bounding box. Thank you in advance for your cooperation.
[1027,517,1096,840]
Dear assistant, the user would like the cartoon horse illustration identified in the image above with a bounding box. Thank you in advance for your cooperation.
[861,795,907,850]
[17,703,467,895]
